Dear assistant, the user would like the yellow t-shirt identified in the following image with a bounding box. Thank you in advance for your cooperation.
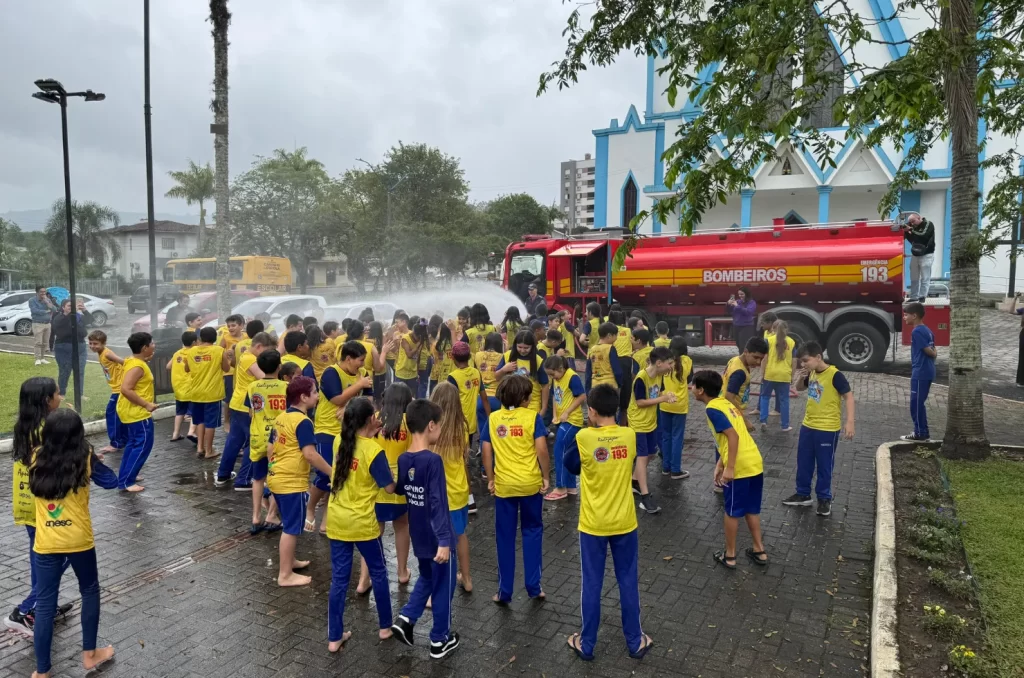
[804,365,845,432]
[358,340,378,375]
[281,354,310,376]
[660,355,692,415]
[33,462,94,555]
[247,379,288,462]
[267,410,316,494]
[431,341,456,383]
[551,368,585,427]
[654,336,671,348]
[475,350,502,397]
[632,346,653,373]
[99,349,123,394]
[314,366,369,436]
[376,416,409,505]
[310,337,337,381]
[221,331,242,374]
[486,407,544,498]
[466,324,496,355]
[764,334,796,383]
[233,337,252,371]
[501,351,546,412]
[705,397,763,479]
[229,351,259,412]
[13,460,34,527]
[394,333,420,380]
[575,426,638,536]
[448,365,483,434]
[557,325,576,358]
[116,357,154,424]
[614,326,633,358]
[189,345,226,403]
[327,436,390,542]
[441,432,471,511]
[724,355,752,413]
[626,368,662,433]
[170,347,193,401]
[588,343,618,387]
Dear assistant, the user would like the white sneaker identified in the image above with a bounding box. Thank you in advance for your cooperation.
[34,360,42,366]
[41,359,50,364]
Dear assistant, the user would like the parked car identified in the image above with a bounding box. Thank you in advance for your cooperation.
[127,284,180,314]
[203,294,327,330]
[324,301,400,323]
[131,289,260,332]
[0,294,117,336]
[0,291,37,309]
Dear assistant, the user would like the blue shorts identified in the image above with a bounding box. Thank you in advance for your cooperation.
[190,401,222,428]
[375,503,408,523]
[635,430,658,458]
[450,505,469,536]
[175,400,190,416]
[250,457,268,481]
[273,492,309,535]
[223,375,233,404]
[723,473,764,518]
[314,433,336,493]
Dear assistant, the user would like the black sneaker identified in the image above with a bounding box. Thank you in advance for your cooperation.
[213,471,237,487]
[817,499,832,516]
[55,602,73,620]
[671,471,690,480]
[233,483,253,492]
[782,493,813,506]
[391,615,415,646]
[638,493,661,514]
[631,479,641,496]
[430,631,460,659]
[467,500,478,515]
[900,433,930,442]
[5,607,33,636]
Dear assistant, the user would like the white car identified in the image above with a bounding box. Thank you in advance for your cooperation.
[323,301,400,324]
[0,294,117,336]
[202,294,327,331]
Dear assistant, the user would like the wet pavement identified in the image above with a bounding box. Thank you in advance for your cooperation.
[1,313,1021,677]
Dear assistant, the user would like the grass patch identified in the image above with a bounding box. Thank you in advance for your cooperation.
[0,353,171,435]
[945,458,1024,676]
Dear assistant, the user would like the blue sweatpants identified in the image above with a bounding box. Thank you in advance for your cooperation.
[328,538,392,642]
[401,555,457,643]
[104,394,126,449]
[910,378,931,439]
[579,529,644,658]
[417,369,430,398]
[19,526,71,616]
[758,380,790,428]
[33,548,100,675]
[477,395,499,434]
[553,423,580,490]
[795,425,840,501]
[217,410,252,486]
[117,419,154,489]
[494,494,543,602]
[658,411,687,474]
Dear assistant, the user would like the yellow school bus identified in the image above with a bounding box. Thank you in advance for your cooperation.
[163,256,292,294]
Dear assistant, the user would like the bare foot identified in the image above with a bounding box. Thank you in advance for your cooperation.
[531,591,546,600]
[355,578,371,595]
[426,596,432,609]
[32,672,50,678]
[82,645,115,670]
[292,559,310,570]
[379,628,393,640]
[458,573,473,592]
[123,484,145,493]
[278,572,312,587]
[203,452,221,460]
[98,445,116,453]
[398,570,410,585]
[328,631,351,653]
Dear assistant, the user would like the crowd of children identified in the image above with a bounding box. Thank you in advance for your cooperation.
[7,295,881,670]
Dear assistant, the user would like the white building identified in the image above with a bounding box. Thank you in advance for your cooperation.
[560,154,596,230]
[590,5,1020,294]
[105,220,198,282]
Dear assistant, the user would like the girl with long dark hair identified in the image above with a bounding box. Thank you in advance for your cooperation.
[495,330,550,414]
[475,332,504,428]
[394,317,427,394]
[28,408,119,676]
[728,286,758,352]
[499,306,523,344]
[659,337,693,479]
[466,303,496,355]
[359,383,414,592]
[429,319,456,394]
[325,397,396,651]
[367,321,388,403]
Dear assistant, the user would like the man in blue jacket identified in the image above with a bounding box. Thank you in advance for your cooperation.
[29,287,57,365]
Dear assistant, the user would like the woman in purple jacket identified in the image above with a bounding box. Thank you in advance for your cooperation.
[727,287,757,353]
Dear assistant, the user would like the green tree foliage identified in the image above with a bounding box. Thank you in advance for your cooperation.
[44,199,122,271]
[484,193,553,246]
[540,0,1024,457]
[0,217,9,267]
[165,159,214,253]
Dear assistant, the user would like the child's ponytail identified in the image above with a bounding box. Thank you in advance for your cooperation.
[773,320,789,360]
[331,397,375,494]
[669,336,689,382]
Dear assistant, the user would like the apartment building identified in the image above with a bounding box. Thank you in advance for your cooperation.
[559,153,596,231]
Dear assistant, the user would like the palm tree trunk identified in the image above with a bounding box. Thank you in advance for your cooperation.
[196,199,206,254]
[940,0,988,459]
[211,0,232,322]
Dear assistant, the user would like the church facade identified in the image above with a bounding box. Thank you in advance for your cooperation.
[589,2,1019,295]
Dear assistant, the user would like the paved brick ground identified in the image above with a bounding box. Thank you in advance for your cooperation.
[1,365,1021,676]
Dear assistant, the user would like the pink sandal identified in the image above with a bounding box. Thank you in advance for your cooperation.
[544,490,568,501]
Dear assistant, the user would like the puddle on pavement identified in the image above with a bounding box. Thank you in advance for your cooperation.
[172,473,200,485]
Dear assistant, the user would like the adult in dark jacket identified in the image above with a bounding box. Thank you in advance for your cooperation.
[51,298,93,404]
[903,213,935,302]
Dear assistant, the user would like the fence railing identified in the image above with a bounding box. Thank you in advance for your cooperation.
[3,279,121,297]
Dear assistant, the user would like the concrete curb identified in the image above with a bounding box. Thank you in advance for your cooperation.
[0,404,176,454]
[872,442,900,678]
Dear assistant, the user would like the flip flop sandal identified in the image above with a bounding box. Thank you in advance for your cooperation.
[187,435,198,444]
[745,548,769,567]
[195,450,205,459]
[303,518,316,533]
[169,436,184,442]
[713,551,737,569]
[566,633,595,661]
[263,522,282,533]
[629,634,654,659]
[250,523,265,535]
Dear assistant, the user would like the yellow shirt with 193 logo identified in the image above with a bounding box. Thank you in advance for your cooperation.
[574,426,638,536]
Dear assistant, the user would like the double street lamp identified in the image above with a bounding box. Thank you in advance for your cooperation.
[32,78,105,413]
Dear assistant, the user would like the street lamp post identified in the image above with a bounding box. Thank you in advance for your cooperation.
[32,79,105,413]
[356,158,405,290]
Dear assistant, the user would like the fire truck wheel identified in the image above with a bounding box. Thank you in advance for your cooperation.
[826,321,887,372]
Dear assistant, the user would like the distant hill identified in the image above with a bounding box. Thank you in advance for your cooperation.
[1,209,200,232]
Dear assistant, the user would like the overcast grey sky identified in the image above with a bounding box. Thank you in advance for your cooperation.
[0,0,642,221]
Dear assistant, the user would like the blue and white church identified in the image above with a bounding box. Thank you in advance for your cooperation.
[589,6,1019,295]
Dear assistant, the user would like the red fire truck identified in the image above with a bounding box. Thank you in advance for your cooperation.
[500,219,949,372]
